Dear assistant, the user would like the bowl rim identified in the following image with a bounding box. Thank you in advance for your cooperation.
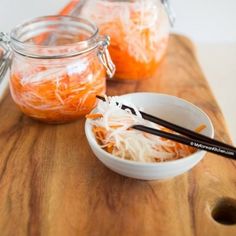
[85,92,214,167]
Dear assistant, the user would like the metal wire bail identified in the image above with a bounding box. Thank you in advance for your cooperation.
[97,36,116,79]
[161,0,176,27]
[0,32,12,82]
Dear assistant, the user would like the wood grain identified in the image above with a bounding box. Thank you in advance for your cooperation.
[0,34,236,236]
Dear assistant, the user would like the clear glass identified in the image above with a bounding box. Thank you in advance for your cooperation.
[78,0,170,81]
[8,16,110,123]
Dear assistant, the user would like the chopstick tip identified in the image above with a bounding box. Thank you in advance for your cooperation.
[96,95,105,101]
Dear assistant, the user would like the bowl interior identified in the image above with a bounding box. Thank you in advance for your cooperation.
[117,93,213,137]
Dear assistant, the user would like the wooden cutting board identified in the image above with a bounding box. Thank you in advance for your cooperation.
[0,34,236,236]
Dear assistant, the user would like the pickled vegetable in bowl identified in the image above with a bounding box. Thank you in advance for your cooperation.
[80,0,170,80]
[86,96,207,163]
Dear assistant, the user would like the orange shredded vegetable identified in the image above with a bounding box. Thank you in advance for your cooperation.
[86,113,103,119]
[195,124,207,133]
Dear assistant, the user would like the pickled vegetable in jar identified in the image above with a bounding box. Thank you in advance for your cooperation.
[67,0,171,81]
[0,16,115,123]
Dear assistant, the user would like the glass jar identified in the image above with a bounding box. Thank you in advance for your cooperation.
[65,0,174,81]
[0,16,115,123]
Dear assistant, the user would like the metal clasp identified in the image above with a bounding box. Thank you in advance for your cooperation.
[161,0,176,27]
[97,36,115,79]
[0,32,12,82]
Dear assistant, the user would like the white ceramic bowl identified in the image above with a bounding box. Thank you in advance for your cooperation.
[85,93,214,180]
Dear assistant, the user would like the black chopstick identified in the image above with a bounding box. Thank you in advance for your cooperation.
[96,95,236,152]
[132,125,236,160]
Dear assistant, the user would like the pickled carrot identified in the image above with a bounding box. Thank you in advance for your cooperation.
[86,113,103,119]
[195,124,207,133]
[99,23,168,80]
[107,40,165,80]
[10,61,106,123]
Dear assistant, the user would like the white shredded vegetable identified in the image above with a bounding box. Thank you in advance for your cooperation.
[88,97,196,163]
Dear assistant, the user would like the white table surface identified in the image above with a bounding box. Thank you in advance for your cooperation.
[0,0,235,143]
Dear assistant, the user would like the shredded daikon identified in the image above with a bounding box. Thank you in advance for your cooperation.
[88,97,198,163]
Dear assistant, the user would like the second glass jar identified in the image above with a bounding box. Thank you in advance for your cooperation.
[78,0,170,81]
[2,16,115,123]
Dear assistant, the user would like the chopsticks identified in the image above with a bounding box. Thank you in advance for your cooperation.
[132,125,236,159]
[96,95,236,159]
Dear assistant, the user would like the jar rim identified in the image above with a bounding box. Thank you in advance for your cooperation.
[10,15,100,59]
